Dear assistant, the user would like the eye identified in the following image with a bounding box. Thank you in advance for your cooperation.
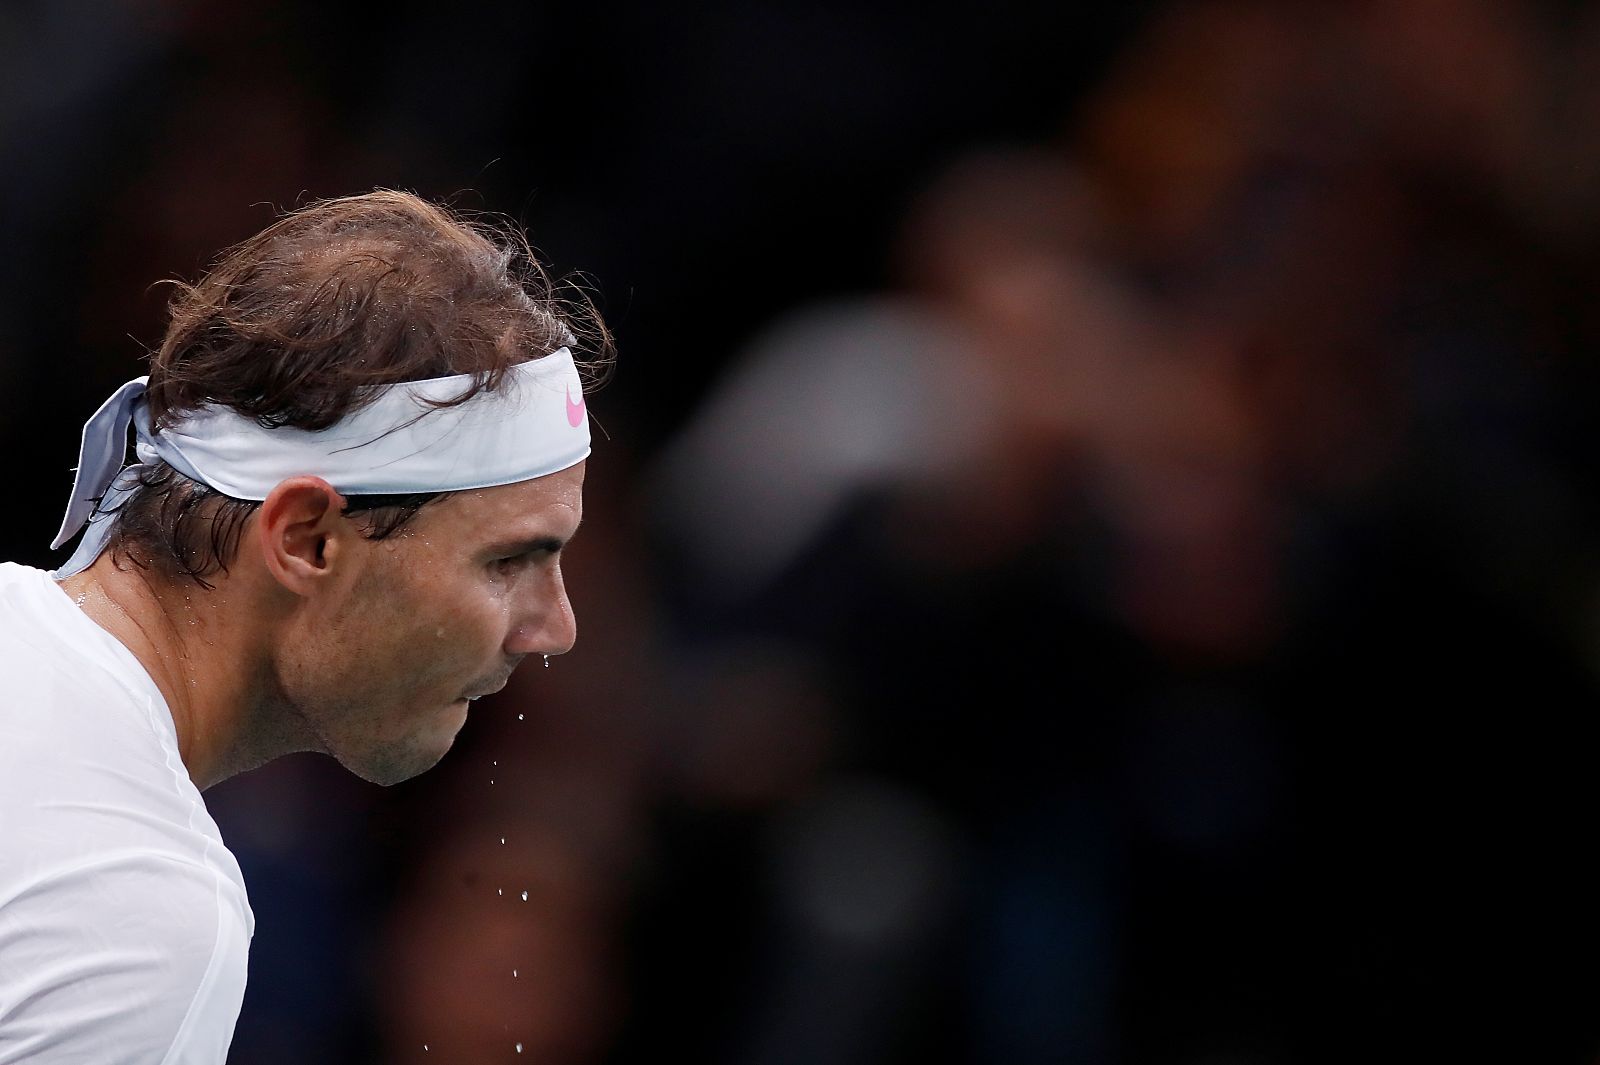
[491,553,531,575]
[485,537,564,579]
[490,546,555,576]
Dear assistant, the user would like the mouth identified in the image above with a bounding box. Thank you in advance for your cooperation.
[462,675,513,703]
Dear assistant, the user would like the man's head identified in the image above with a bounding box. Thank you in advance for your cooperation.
[115,189,607,581]
[70,190,610,783]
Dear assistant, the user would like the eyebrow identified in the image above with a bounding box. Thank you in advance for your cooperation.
[483,534,567,558]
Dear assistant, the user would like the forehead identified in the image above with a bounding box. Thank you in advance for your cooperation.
[425,461,586,541]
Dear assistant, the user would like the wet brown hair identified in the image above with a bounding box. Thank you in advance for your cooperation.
[105,190,612,586]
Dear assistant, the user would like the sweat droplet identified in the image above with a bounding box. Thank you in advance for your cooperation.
[520,890,528,901]
[497,889,503,896]
[516,1043,523,1053]
[517,713,524,720]
[512,969,518,977]
[500,837,506,845]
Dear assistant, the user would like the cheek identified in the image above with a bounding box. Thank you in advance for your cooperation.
[335,571,456,676]
[423,579,516,658]
[354,558,517,674]
[331,598,421,684]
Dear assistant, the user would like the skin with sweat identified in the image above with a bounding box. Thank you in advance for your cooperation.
[59,462,585,790]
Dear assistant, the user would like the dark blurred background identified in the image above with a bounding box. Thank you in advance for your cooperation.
[6,0,1600,1062]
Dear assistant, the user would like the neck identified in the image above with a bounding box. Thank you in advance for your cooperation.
[59,552,316,789]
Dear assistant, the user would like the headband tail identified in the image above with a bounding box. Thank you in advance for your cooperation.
[51,377,148,551]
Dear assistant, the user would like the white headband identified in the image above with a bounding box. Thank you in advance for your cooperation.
[51,347,591,578]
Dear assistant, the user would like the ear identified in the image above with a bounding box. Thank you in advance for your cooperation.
[256,477,353,596]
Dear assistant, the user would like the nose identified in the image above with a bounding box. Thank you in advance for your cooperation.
[504,564,577,658]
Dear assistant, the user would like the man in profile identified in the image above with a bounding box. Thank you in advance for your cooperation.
[0,191,609,1063]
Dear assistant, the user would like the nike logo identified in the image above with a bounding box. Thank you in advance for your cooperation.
[566,386,586,427]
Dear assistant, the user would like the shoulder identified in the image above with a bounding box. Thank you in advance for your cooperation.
[0,565,187,839]
[0,852,250,1064]
[0,563,141,693]
[0,564,251,1061]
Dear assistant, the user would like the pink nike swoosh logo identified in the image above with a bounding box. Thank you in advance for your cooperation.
[566,387,586,427]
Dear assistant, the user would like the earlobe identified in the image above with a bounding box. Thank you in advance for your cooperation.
[258,477,349,596]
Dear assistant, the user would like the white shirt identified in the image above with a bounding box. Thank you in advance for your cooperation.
[0,563,252,1064]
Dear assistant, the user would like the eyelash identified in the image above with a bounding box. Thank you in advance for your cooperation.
[493,548,553,574]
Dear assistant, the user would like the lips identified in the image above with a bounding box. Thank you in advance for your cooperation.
[463,674,513,701]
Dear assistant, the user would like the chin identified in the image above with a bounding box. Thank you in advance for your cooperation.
[340,701,469,786]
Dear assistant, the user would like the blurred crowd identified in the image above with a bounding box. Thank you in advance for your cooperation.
[6,0,1600,1062]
